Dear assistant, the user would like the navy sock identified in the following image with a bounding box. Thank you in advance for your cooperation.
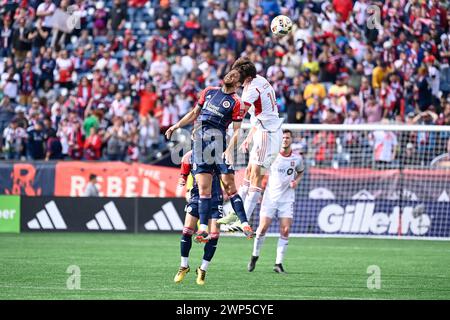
[198,197,211,227]
[203,236,219,261]
[180,233,192,257]
[230,194,248,223]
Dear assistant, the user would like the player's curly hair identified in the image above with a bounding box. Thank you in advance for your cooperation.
[232,57,257,82]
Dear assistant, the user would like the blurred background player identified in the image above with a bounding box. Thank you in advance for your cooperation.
[218,58,284,227]
[174,150,223,285]
[165,70,254,242]
[247,130,304,274]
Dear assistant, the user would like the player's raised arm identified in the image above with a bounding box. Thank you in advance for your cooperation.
[165,105,201,140]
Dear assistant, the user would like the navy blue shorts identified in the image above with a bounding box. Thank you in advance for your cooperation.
[185,202,223,220]
[191,127,234,175]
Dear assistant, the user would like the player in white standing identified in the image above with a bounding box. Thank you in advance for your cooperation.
[247,129,304,273]
[221,58,284,227]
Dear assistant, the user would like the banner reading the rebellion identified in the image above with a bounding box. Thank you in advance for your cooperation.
[54,162,180,197]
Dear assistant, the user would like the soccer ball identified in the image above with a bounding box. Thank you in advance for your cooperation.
[270,15,293,37]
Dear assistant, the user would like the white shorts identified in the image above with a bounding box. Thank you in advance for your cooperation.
[260,196,294,219]
[249,128,282,169]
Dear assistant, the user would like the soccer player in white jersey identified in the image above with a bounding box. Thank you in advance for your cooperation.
[230,58,284,224]
[247,130,304,274]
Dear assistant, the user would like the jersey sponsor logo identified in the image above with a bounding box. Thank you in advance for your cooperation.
[318,202,431,235]
[222,101,231,108]
[286,168,294,175]
[204,103,224,117]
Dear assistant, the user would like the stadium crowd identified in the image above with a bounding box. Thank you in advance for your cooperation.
[0,0,450,163]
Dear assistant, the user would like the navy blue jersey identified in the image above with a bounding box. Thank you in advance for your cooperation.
[195,86,244,134]
[191,86,242,175]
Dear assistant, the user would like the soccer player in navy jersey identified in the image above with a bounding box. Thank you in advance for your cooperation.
[165,69,254,243]
[173,150,224,285]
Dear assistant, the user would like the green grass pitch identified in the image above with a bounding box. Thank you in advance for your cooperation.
[1,233,449,300]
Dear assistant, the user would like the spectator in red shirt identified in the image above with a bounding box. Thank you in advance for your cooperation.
[139,83,158,117]
[84,127,103,160]
[332,0,353,22]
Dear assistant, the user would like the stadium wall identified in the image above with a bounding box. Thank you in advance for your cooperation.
[0,195,448,239]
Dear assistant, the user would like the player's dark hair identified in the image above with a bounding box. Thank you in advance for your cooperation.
[238,62,257,81]
[231,57,252,70]
[232,57,257,81]
[283,129,293,137]
[89,174,97,181]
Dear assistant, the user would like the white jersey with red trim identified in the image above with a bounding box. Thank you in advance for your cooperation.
[264,151,305,203]
[242,75,283,132]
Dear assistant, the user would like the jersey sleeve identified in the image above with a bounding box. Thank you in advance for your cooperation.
[296,157,305,173]
[180,152,192,179]
[232,97,244,122]
[241,85,260,108]
[197,86,217,107]
[197,87,210,107]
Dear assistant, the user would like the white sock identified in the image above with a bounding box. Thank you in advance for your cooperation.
[199,224,208,232]
[200,259,210,271]
[252,234,266,257]
[276,237,289,265]
[181,257,189,268]
[244,187,262,221]
[238,179,250,202]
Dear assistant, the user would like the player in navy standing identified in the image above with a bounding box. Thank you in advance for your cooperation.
[165,69,254,243]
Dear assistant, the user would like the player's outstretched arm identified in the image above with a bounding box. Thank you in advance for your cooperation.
[165,105,201,140]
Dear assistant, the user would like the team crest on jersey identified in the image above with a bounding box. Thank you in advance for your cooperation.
[222,101,231,108]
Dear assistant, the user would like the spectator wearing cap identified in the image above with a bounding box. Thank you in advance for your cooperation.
[26,120,46,160]
[13,105,29,129]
